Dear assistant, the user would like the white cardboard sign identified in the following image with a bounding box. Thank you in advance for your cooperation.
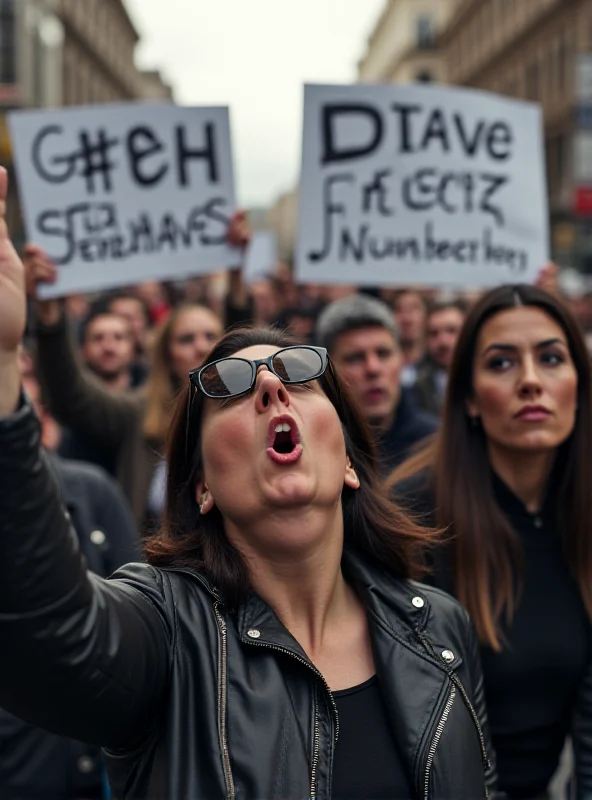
[296,83,549,288]
[9,103,237,298]
[243,231,278,284]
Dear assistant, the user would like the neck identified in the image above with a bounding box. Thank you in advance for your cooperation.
[487,444,556,513]
[400,339,424,365]
[226,506,357,655]
[98,371,130,391]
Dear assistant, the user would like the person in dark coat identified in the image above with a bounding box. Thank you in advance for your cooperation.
[0,353,141,800]
[315,293,438,474]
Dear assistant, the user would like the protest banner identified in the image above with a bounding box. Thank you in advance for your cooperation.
[296,83,549,288]
[8,103,237,298]
[243,230,278,284]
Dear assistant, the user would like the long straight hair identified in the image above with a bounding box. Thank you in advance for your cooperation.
[146,327,437,608]
[143,303,223,442]
[389,285,592,650]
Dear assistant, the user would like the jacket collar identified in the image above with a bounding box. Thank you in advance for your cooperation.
[167,552,454,673]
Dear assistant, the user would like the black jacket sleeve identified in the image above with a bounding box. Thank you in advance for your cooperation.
[0,397,172,750]
[573,653,592,799]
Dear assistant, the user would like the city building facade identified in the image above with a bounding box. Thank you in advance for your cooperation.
[442,0,592,272]
[0,0,173,244]
[357,0,460,84]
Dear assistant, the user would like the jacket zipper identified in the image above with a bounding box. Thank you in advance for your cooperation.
[213,602,236,800]
[423,685,456,799]
[243,637,339,800]
[415,631,490,799]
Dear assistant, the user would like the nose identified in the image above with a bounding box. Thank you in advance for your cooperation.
[254,365,290,412]
[365,354,382,375]
[518,355,543,398]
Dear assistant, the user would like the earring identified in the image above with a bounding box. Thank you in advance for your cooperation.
[199,504,203,514]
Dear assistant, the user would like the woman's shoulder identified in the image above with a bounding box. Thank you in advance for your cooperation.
[408,578,473,650]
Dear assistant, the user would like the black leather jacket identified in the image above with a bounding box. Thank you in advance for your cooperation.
[0,398,500,799]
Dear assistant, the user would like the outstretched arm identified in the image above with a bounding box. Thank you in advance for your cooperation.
[0,168,170,750]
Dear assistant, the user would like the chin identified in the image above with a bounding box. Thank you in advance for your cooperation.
[509,434,565,453]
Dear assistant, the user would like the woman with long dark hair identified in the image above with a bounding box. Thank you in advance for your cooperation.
[390,284,592,800]
[0,168,499,800]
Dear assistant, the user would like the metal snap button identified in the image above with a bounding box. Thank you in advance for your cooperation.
[441,649,455,663]
[90,530,106,546]
[412,596,425,608]
[247,629,261,639]
[77,755,94,774]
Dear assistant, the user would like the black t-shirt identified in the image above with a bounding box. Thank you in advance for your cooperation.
[332,676,414,800]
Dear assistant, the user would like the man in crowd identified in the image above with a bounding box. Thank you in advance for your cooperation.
[414,298,467,415]
[316,294,438,474]
[391,289,428,387]
[58,305,140,474]
[107,291,151,375]
[80,305,139,391]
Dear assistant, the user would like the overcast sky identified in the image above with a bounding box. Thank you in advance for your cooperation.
[125,0,385,209]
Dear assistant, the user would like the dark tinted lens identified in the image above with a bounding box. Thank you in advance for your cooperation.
[200,359,253,397]
[273,348,324,383]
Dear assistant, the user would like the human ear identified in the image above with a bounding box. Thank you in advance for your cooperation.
[344,457,360,490]
[195,479,215,515]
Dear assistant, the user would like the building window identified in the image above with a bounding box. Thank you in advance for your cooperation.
[559,32,572,92]
[526,60,539,100]
[0,0,16,84]
[416,15,435,50]
[416,70,434,83]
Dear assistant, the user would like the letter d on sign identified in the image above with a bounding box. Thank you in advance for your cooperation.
[321,104,384,165]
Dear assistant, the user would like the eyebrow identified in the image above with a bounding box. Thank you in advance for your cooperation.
[483,338,566,355]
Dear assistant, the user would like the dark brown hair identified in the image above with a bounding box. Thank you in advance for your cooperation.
[389,284,592,650]
[146,327,435,607]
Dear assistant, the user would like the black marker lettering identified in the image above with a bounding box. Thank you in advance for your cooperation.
[321,104,384,164]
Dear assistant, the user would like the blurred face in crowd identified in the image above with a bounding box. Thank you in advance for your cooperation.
[394,291,426,346]
[468,307,578,457]
[109,297,149,352]
[65,294,90,321]
[331,326,402,431]
[82,314,134,381]
[198,344,357,545]
[251,280,279,325]
[427,307,465,371]
[135,281,167,308]
[168,306,223,381]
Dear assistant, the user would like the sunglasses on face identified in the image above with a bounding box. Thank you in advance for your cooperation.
[189,345,329,399]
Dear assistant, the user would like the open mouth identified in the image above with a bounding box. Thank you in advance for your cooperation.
[267,417,303,464]
[272,422,296,454]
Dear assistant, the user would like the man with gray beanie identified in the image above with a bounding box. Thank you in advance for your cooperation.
[316,293,438,474]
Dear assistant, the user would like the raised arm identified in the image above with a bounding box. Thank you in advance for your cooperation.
[0,168,170,749]
[24,246,141,449]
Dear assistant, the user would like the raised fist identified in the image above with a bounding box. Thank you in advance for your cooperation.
[0,168,26,354]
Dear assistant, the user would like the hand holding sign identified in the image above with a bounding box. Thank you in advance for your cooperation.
[22,245,60,326]
[0,167,26,415]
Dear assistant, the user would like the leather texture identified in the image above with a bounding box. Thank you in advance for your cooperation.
[0,398,501,799]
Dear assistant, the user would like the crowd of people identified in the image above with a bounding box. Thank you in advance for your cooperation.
[0,164,591,800]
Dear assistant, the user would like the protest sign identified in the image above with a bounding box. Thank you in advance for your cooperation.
[296,83,548,288]
[8,103,237,298]
[243,231,278,284]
